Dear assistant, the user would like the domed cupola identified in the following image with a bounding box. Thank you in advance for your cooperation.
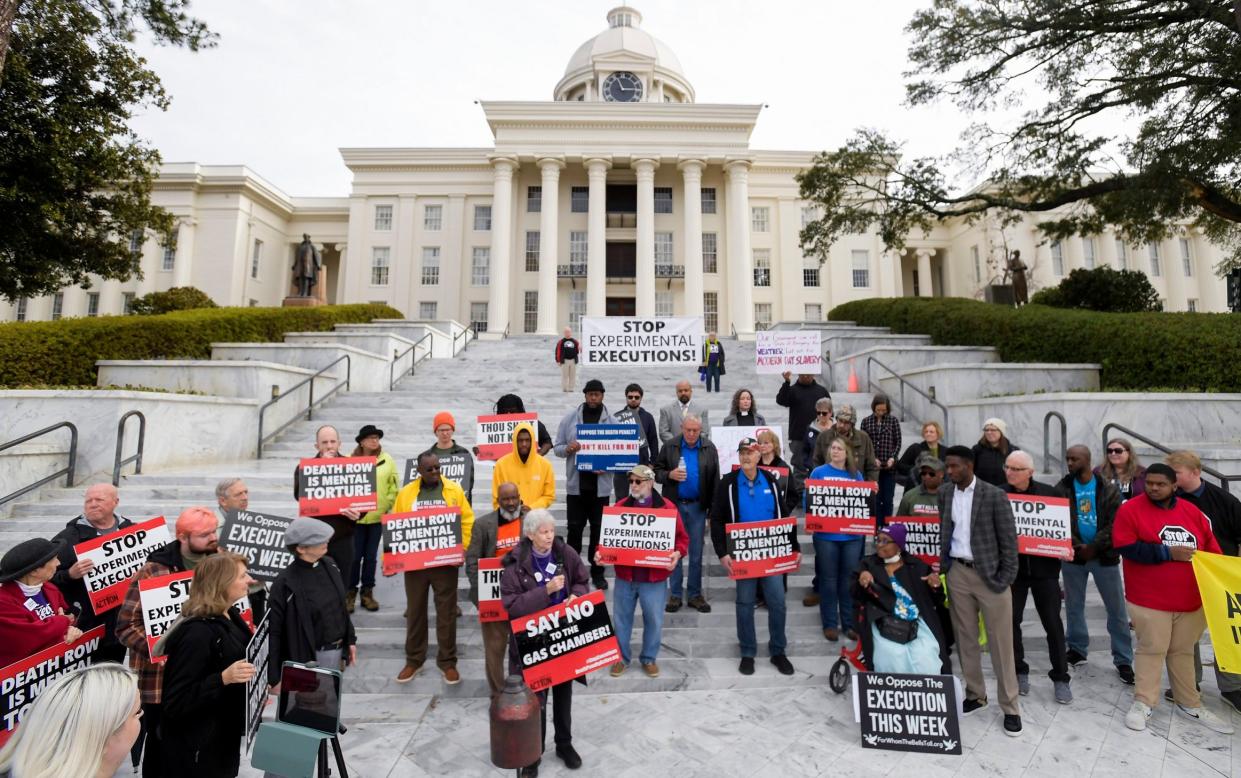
[554,6,695,103]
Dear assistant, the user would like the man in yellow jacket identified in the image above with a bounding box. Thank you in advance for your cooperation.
[392,451,475,686]
[491,422,556,510]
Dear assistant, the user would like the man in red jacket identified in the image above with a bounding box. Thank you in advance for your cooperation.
[1114,463,1232,734]
[601,465,689,679]
[554,327,581,393]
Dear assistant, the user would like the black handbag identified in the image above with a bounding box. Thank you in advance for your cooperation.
[877,614,918,644]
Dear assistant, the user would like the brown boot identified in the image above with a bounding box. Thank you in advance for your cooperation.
[360,586,379,612]
[346,588,357,614]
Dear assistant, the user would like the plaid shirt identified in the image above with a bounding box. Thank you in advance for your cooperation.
[861,413,902,464]
[115,554,183,703]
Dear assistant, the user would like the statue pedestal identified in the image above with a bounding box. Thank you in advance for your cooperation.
[283,296,324,308]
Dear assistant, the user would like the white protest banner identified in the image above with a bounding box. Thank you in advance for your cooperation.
[581,317,703,367]
[76,516,172,614]
[0,625,105,746]
[711,424,784,472]
[597,506,678,568]
[755,330,822,375]
[245,615,271,752]
[1008,495,1073,559]
[476,413,537,462]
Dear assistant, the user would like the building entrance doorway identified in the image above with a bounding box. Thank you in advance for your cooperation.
[606,297,636,316]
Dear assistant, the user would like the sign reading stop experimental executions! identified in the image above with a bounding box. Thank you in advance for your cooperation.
[580,317,704,367]
[1008,494,1073,560]
[511,589,621,692]
[75,516,172,615]
[297,456,378,517]
[596,505,678,568]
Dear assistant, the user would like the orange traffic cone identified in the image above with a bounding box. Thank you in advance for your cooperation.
[847,359,859,392]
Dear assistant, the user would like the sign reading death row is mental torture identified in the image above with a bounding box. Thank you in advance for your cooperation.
[725,518,800,579]
[511,589,621,692]
[381,507,465,575]
[597,506,678,568]
[139,571,253,663]
[223,509,295,583]
[297,456,378,516]
[476,413,538,462]
[1008,495,1072,559]
[896,515,943,570]
[581,316,704,367]
[245,614,271,752]
[477,557,507,623]
[755,330,822,375]
[75,516,172,615]
[575,424,640,472]
[856,672,962,755]
[805,479,878,535]
[404,453,472,491]
[0,625,105,747]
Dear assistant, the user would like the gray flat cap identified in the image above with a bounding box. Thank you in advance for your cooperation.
[284,518,334,547]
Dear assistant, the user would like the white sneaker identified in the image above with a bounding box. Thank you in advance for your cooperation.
[1177,704,1236,734]
[1125,700,1151,731]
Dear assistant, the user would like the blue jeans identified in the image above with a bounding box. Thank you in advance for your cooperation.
[1062,560,1133,666]
[669,501,707,600]
[705,364,721,392]
[815,537,863,630]
[612,577,667,665]
[736,574,787,658]
[351,522,382,589]
[876,469,896,522]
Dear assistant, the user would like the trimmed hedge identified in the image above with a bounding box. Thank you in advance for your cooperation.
[828,297,1241,391]
[0,303,403,387]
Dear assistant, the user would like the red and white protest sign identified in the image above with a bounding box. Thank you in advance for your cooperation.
[75,516,172,615]
[0,625,106,746]
[596,506,678,568]
[476,413,537,461]
[139,571,252,663]
[495,520,521,559]
[297,456,378,516]
[725,518,801,579]
[477,558,507,623]
[381,507,465,575]
[896,514,942,570]
[805,479,877,534]
[511,589,621,692]
[1009,495,1073,559]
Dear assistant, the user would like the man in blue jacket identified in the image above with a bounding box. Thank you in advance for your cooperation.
[554,379,616,590]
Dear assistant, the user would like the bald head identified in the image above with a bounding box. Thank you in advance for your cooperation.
[1004,451,1035,490]
[82,483,120,527]
[675,380,693,403]
[1066,444,1092,479]
[497,481,522,515]
[315,425,340,457]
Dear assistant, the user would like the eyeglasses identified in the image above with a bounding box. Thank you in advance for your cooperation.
[1107,448,1126,455]
[627,395,642,400]
[627,478,646,485]
[876,537,895,547]
[817,411,831,416]
[1003,465,1030,471]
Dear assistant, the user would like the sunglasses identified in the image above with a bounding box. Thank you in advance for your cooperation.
[627,394,642,400]
[627,478,646,485]
[1107,448,1126,455]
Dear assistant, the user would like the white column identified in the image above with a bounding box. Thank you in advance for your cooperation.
[724,160,755,334]
[1099,228,1119,271]
[678,159,705,318]
[585,157,610,316]
[1191,228,1227,312]
[536,156,564,334]
[171,219,196,288]
[395,195,416,308]
[487,156,517,335]
[1162,235,1187,311]
[883,249,903,298]
[1064,236,1085,272]
[916,249,934,297]
[342,195,367,303]
[634,157,659,318]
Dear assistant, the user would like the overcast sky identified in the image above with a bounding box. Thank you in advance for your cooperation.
[129,0,977,197]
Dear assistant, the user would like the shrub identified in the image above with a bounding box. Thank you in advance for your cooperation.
[828,297,1241,391]
[0,303,403,387]
[129,286,218,315]
[1028,267,1162,312]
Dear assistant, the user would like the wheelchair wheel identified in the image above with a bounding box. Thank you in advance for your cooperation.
[828,658,851,693]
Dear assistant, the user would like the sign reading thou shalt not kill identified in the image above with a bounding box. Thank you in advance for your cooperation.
[297,456,378,517]
[475,413,538,462]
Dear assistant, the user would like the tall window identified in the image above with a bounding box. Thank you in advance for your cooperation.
[525,232,540,272]
[250,239,262,279]
[15,298,28,321]
[1051,241,1064,276]
[423,204,443,231]
[804,303,822,321]
[655,232,673,269]
[1187,299,1199,313]
[570,187,589,213]
[802,256,820,287]
[1179,237,1193,276]
[1115,238,1128,270]
[654,187,673,214]
[473,205,492,231]
[86,292,100,317]
[751,207,770,232]
[569,231,588,264]
[128,229,144,256]
[701,188,717,214]
[655,291,673,317]
[470,302,488,332]
[122,293,134,315]
[527,186,542,213]
[374,204,393,231]
[161,237,176,271]
[851,249,871,288]
[754,303,773,330]
[419,301,438,319]
[703,292,719,332]
[569,290,586,329]
[801,206,818,228]
[752,249,771,286]
[523,291,538,333]
[51,293,64,321]
[472,247,490,286]
[1083,237,1096,269]
[371,247,391,286]
[421,247,440,285]
[971,245,981,283]
[1148,242,1162,276]
[702,233,718,273]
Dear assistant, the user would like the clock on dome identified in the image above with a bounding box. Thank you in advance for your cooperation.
[602,71,643,102]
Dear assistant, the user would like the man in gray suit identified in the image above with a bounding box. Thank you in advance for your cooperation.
[658,380,711,444]
[938,445,1023,737]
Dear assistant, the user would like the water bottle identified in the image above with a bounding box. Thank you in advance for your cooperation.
[678,455,687,477]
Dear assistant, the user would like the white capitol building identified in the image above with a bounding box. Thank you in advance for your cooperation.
[4,6,1230,329]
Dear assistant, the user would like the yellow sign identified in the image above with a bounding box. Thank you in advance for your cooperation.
[1191,551,1241,674]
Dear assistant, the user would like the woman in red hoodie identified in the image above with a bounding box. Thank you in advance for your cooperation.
[0,538,82,666]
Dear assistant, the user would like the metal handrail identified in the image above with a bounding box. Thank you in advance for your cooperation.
[1102,422,1241,495]
[0,421,77,507]
[390,333,432,390]
[864,356,950,433]
[257,355,351,458]
[112,410,146,485]
[1042,411,1066,475]
[821,346,834,392]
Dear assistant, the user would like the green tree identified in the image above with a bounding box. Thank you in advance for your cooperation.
[1029,266,1164,312]
[798,1,1241,275]
[127,286,217,315]
[0,0,213,302]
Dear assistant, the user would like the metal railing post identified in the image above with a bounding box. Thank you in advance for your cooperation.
[257,355,352,459]
[112,410,147,485]
[1042,411,1067,475]
[0,421,79,508]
